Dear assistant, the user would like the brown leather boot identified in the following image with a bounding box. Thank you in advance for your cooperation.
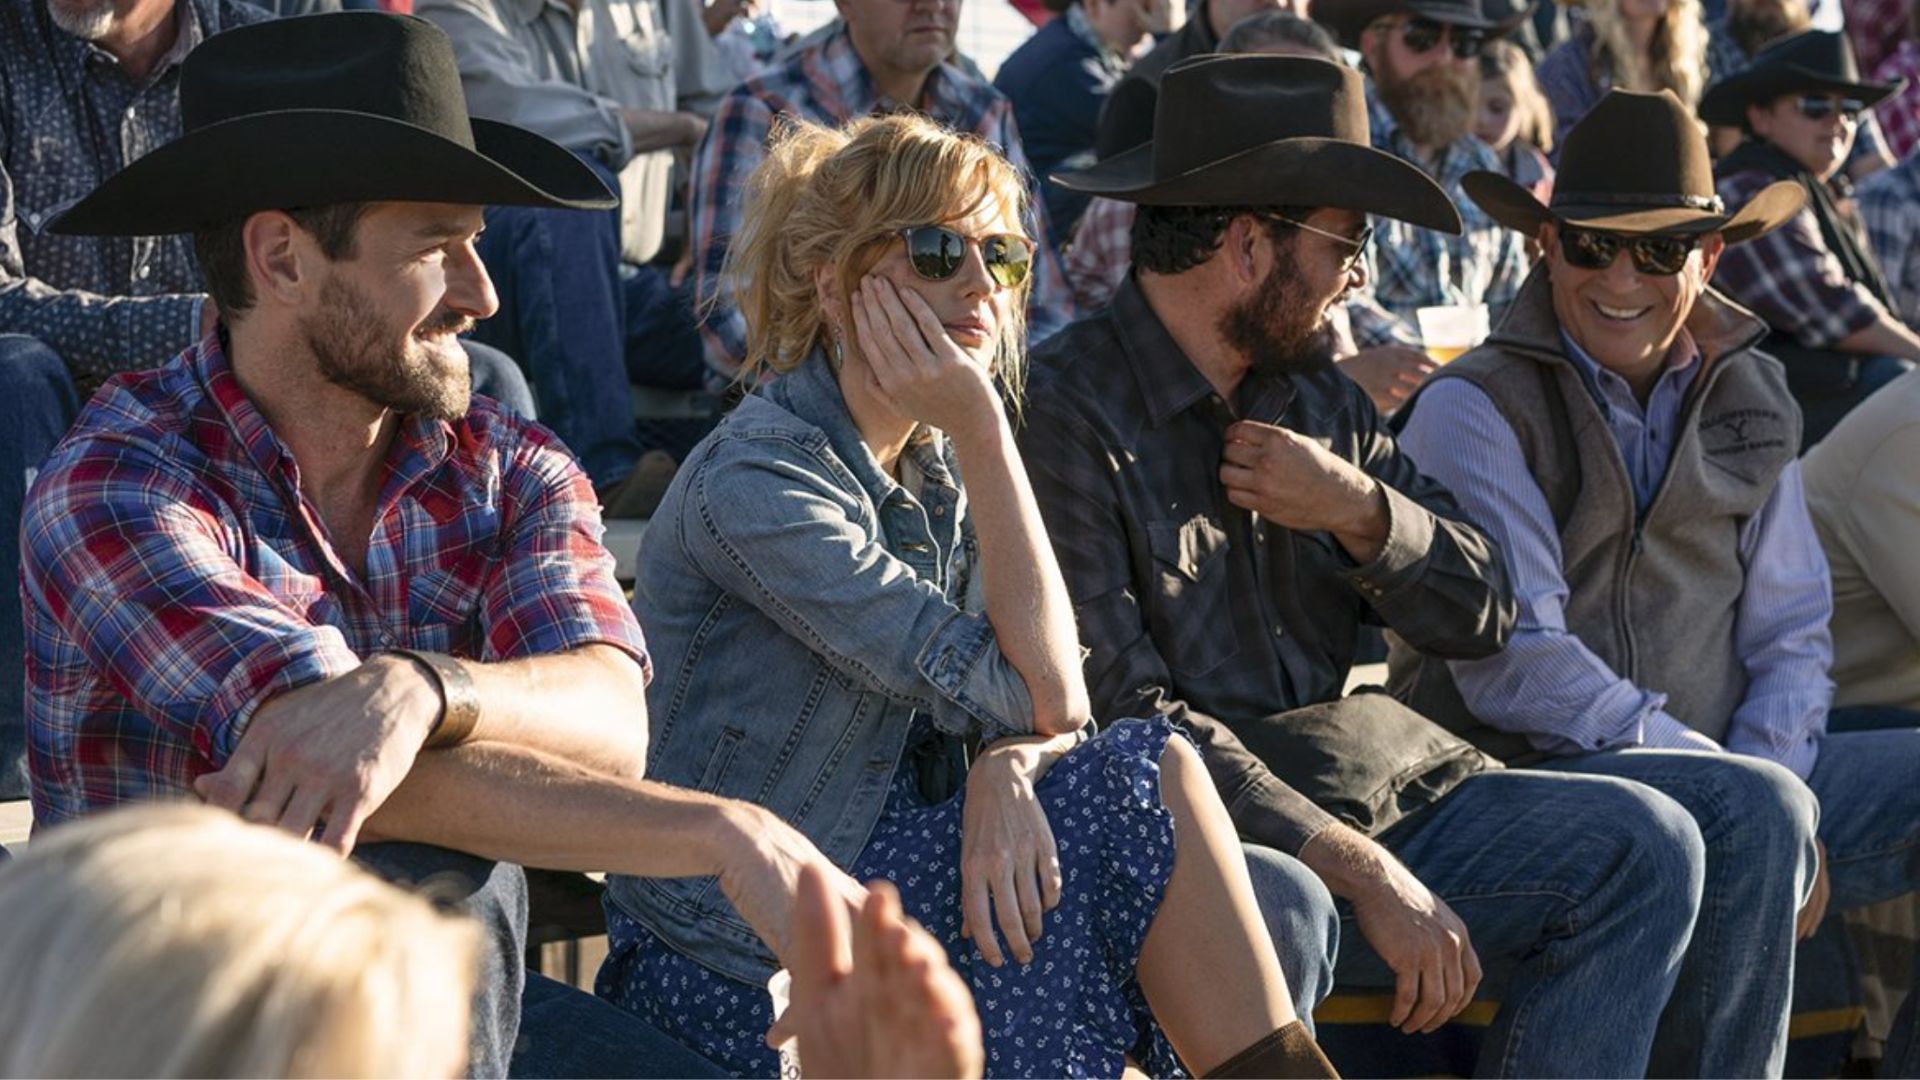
[1203,1020,1340,1079]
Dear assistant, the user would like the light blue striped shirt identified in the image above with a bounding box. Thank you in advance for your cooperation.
[1399,332,1833,778]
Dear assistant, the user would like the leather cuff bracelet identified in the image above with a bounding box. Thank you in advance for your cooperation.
[389,649,481,750]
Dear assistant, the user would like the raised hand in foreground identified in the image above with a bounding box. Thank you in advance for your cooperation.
[770,864,984,1079]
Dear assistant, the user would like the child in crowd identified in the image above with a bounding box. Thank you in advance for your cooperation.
[1477,39,1557,201]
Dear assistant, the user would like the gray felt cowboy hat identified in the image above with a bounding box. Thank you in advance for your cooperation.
[1052,55,1463,234]
[1464,89,1804,242]
[51,12,615,236]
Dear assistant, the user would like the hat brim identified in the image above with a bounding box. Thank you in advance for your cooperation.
[1053,137,1464,234]
[50,110,616,236]
[1698,66,1905,127]
[1316,0,1516,50]
[1462,170,1806,245]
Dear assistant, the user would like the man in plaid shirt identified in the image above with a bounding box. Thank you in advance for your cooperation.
[1861,146,1920,324]
[23,16,889,1076]
[688,7,1074,381]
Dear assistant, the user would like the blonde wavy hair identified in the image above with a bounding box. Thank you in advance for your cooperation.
[725,113,1034,402]
[0,803,478,1079]
[1584,0,1708,107]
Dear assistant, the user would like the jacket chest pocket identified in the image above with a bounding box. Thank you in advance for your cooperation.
[1145,516,1239,676]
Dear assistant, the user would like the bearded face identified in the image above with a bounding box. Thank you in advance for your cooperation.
[302,273,472,422]
[46,0,118,40]
[1216,239,1340,380]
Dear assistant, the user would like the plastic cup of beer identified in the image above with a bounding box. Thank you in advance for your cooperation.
[1416,304,1490,364]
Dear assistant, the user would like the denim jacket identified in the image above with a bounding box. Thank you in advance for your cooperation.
[604,354,1037,984]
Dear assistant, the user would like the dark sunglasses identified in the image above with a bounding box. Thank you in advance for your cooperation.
[1558,224,1700,276]
[1795,95,1866,122]
[898,225,1035,289]
[1395,15,1486,60]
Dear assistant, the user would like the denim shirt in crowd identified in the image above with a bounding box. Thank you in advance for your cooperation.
[604,353,1037,984]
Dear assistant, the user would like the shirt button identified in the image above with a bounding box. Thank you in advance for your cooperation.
[124,106,136,119]
[137,264,150,279]
[933,506,945,517]
[1271,626,1284,639]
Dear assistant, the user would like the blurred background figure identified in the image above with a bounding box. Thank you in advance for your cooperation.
[1536,0,1707,150]
[996,0,1175,244]
[0,804,478,1079]
[1477,38,1557,199]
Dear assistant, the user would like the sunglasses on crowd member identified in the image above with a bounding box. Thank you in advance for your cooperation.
[898,225,1036,289]
[1794,95,1866,123]
[1377,15,1487,60]
[1557,224,1701,276]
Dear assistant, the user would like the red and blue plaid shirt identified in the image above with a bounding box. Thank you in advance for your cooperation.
[21,334,650,827]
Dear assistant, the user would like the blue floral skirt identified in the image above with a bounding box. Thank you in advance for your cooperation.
[597,716,1188,1078]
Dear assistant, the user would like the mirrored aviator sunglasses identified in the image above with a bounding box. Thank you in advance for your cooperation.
[898,225,1035,289]
[1558,224,1699,276]
[1796,95,1866,122]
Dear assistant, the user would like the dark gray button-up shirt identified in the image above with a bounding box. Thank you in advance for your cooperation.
[1019,275,1514,854]
[0,0,268,391]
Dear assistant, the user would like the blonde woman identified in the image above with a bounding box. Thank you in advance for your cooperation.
[0,803,476,1078]
[1536,0,1707,149]
[599,112,1338,1079]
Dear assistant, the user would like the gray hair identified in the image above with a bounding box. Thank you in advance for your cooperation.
[1220,11,1340,59]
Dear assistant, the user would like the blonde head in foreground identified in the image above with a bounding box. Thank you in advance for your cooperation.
[0,803,478,1079]
[725,112,1035,405]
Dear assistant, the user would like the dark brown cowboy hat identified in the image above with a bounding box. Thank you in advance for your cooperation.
[1311,0,1531,51]
[1051,55,1462,232]
[1698,30,1904,128]
[51,12,614,237]
[1465,88,1803,243]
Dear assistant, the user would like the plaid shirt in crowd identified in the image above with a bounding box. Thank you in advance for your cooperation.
[1846,0,1904,79]
[1860,153,1920,327]
[688,23,1073,381]
[1362,90,1529,344]
[21,336,650,826]
[0,0,267,392]
[1872,42,1920,163]
[1714,167,1890,348]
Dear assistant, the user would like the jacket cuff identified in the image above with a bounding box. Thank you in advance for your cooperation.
[915,610,1036,741]
[1225,773,1341,856]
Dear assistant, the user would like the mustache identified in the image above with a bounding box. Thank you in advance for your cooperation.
[417,311,475,337]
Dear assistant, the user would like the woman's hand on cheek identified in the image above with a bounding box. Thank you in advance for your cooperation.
[851,275,1000,438]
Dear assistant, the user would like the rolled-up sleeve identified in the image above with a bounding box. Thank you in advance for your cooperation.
[680,442,1034,740]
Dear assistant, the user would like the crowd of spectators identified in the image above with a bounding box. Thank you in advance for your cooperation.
[5,0,1920,1074]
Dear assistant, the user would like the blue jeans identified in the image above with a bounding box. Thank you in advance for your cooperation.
[513,973,727,1078]
[1335,770,1705,1078]
[1244,843,1341,1033]
[1542,749,1819,1076]
[1803,712,1920,1078]
[0,335,78,803]
[471,159,706,490]
[352,842,529,1080]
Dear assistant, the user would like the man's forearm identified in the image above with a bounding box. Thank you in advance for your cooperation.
[444,644,650,777]
[365,741,747,878]
[1835,313,1920,363]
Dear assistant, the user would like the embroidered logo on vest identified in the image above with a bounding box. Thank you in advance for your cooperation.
[1700,407,1788,456]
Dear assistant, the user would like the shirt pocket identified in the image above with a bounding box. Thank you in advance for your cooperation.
[1145,515,1238,677]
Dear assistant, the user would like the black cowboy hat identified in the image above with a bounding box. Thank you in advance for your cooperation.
[1697,30,1904,128]
[51,12,615,237]
[1051,55,1462,233]
[1311,0,1531,51]
[1465,89,1803,242]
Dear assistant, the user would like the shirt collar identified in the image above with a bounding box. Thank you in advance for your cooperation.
[1111,275,1296,426]
[768,352,957,497]
[1557,326,1701,418]
[197,332,453,504]
[1064,4,1128,70]
[808,21,972,124]
[64,0,206,83]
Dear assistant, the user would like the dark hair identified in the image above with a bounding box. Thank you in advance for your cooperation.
[192,202,372,316]
[1130,203,1309,275]
[1219,11,1339,59]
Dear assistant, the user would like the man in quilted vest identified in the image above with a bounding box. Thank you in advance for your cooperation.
[1396,87,1920,1077]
